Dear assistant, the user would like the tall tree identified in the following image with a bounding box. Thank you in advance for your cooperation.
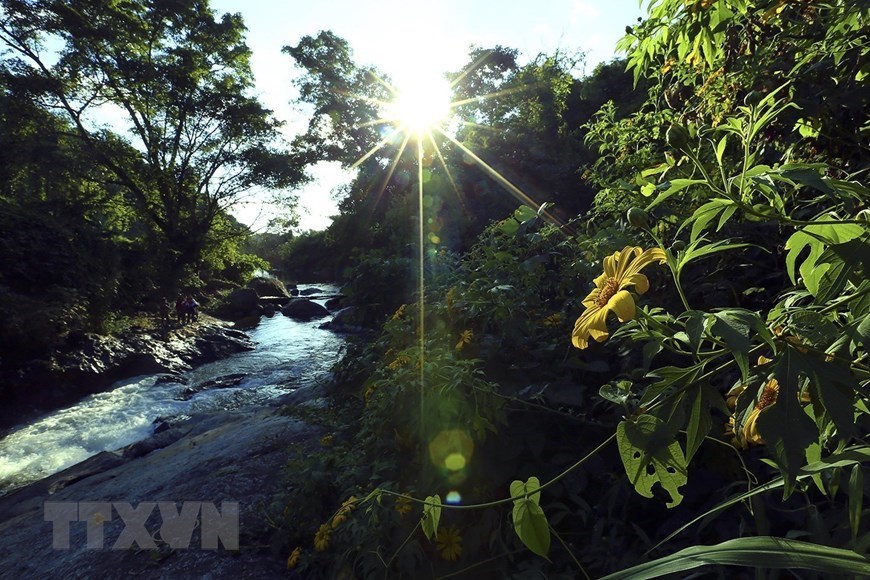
[0,0,306,286]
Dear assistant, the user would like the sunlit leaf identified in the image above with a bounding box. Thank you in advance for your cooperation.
[645,178,707,211]
[510,477,550,558]
[784,218,864,288]
[421,494,441,540]
[617,415,688,507]
[602,537,870,580]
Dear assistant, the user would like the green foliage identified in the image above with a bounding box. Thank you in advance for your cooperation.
[135,1,870,577]
[602,536,870,580]
[0,0,304,283]
[510,477,550,558]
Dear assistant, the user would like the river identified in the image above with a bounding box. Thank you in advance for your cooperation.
[0,285,346,496]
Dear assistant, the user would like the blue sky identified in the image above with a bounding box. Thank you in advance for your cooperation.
[208,0,647,230]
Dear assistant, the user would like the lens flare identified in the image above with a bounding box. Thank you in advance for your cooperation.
[429,430,474,471]
[444,452,466,471]
[445,490,462,504]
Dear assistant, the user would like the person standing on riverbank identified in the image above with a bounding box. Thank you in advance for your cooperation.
[183,295,199,323]
[175,295,186,324]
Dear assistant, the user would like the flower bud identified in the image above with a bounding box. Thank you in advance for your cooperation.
[626,207,649,229]
[666,123,690,149]
[670,240,686,252]
[743,91,763,106]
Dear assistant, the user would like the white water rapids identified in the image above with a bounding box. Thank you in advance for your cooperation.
[0,286,345,496]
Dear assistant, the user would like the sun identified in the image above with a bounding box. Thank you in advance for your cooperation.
[386,75,452,135]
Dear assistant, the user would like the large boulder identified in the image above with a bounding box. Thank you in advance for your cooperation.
[247,276,290,298]
[320,306,365,334]
[227,287,259,313]
[324,295,344,312]
[281,298,329,320]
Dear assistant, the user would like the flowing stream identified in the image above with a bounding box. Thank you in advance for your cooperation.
[0,285,345,496]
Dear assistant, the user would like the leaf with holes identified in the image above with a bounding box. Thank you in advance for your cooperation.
[617,415,688,507]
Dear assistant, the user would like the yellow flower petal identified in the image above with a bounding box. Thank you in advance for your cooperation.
[623,272,650,295]
[608,290,636,323]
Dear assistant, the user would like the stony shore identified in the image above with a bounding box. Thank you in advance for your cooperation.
[0,316,335,578]
[0,315,254,432]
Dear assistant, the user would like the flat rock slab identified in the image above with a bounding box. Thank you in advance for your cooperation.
[0,405,322,579]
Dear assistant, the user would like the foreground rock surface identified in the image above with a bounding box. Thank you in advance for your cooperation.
[0,316,253,430]
[0,388,329,579]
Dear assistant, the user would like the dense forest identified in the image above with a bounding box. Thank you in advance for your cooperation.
[1,0,869,577]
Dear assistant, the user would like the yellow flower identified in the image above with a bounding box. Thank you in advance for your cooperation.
[330,513,346,529]
[731,377,780,449]
[541,313,563,327]
[571,246,667,349]
[320,434,333,446]
[314,523,331,552]
[327,496,358,529]
[391,304,407,320]
[394,495,412,516]
[389,354,411,370]
[446,287,457,313]
[435,525,463,561]
[455,329,473,351]
[286,547,302,569]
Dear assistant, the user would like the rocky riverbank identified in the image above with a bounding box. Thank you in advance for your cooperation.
[0,315,254,431]
[0,385,333,578]
[0,308,347,578]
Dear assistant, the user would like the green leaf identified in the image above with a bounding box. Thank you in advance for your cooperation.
[682,198,733,242]
[813,237,870,303]
[784,218,864,287]
[684,384,714,463]
[714,134,728,165]
[510,477,550,558]
[616,415,688,507]
[710,309,755,381]
[756,347,839,496]
[676,239,753,279]
[850,465,863,541]
[779,164,831,193]
[421,494,441,540]
[801,354,858,442]
[680,310,709,354]
[650,446,870,553]
[828,179,870,202]
[600,380,632,406]
[601,537,870,580]
[850,281,870,318]
[645,179,707,211]
[787,310,839,348]
[640,363,705,407]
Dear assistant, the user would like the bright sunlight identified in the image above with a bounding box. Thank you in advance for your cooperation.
[386,75,452,135]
